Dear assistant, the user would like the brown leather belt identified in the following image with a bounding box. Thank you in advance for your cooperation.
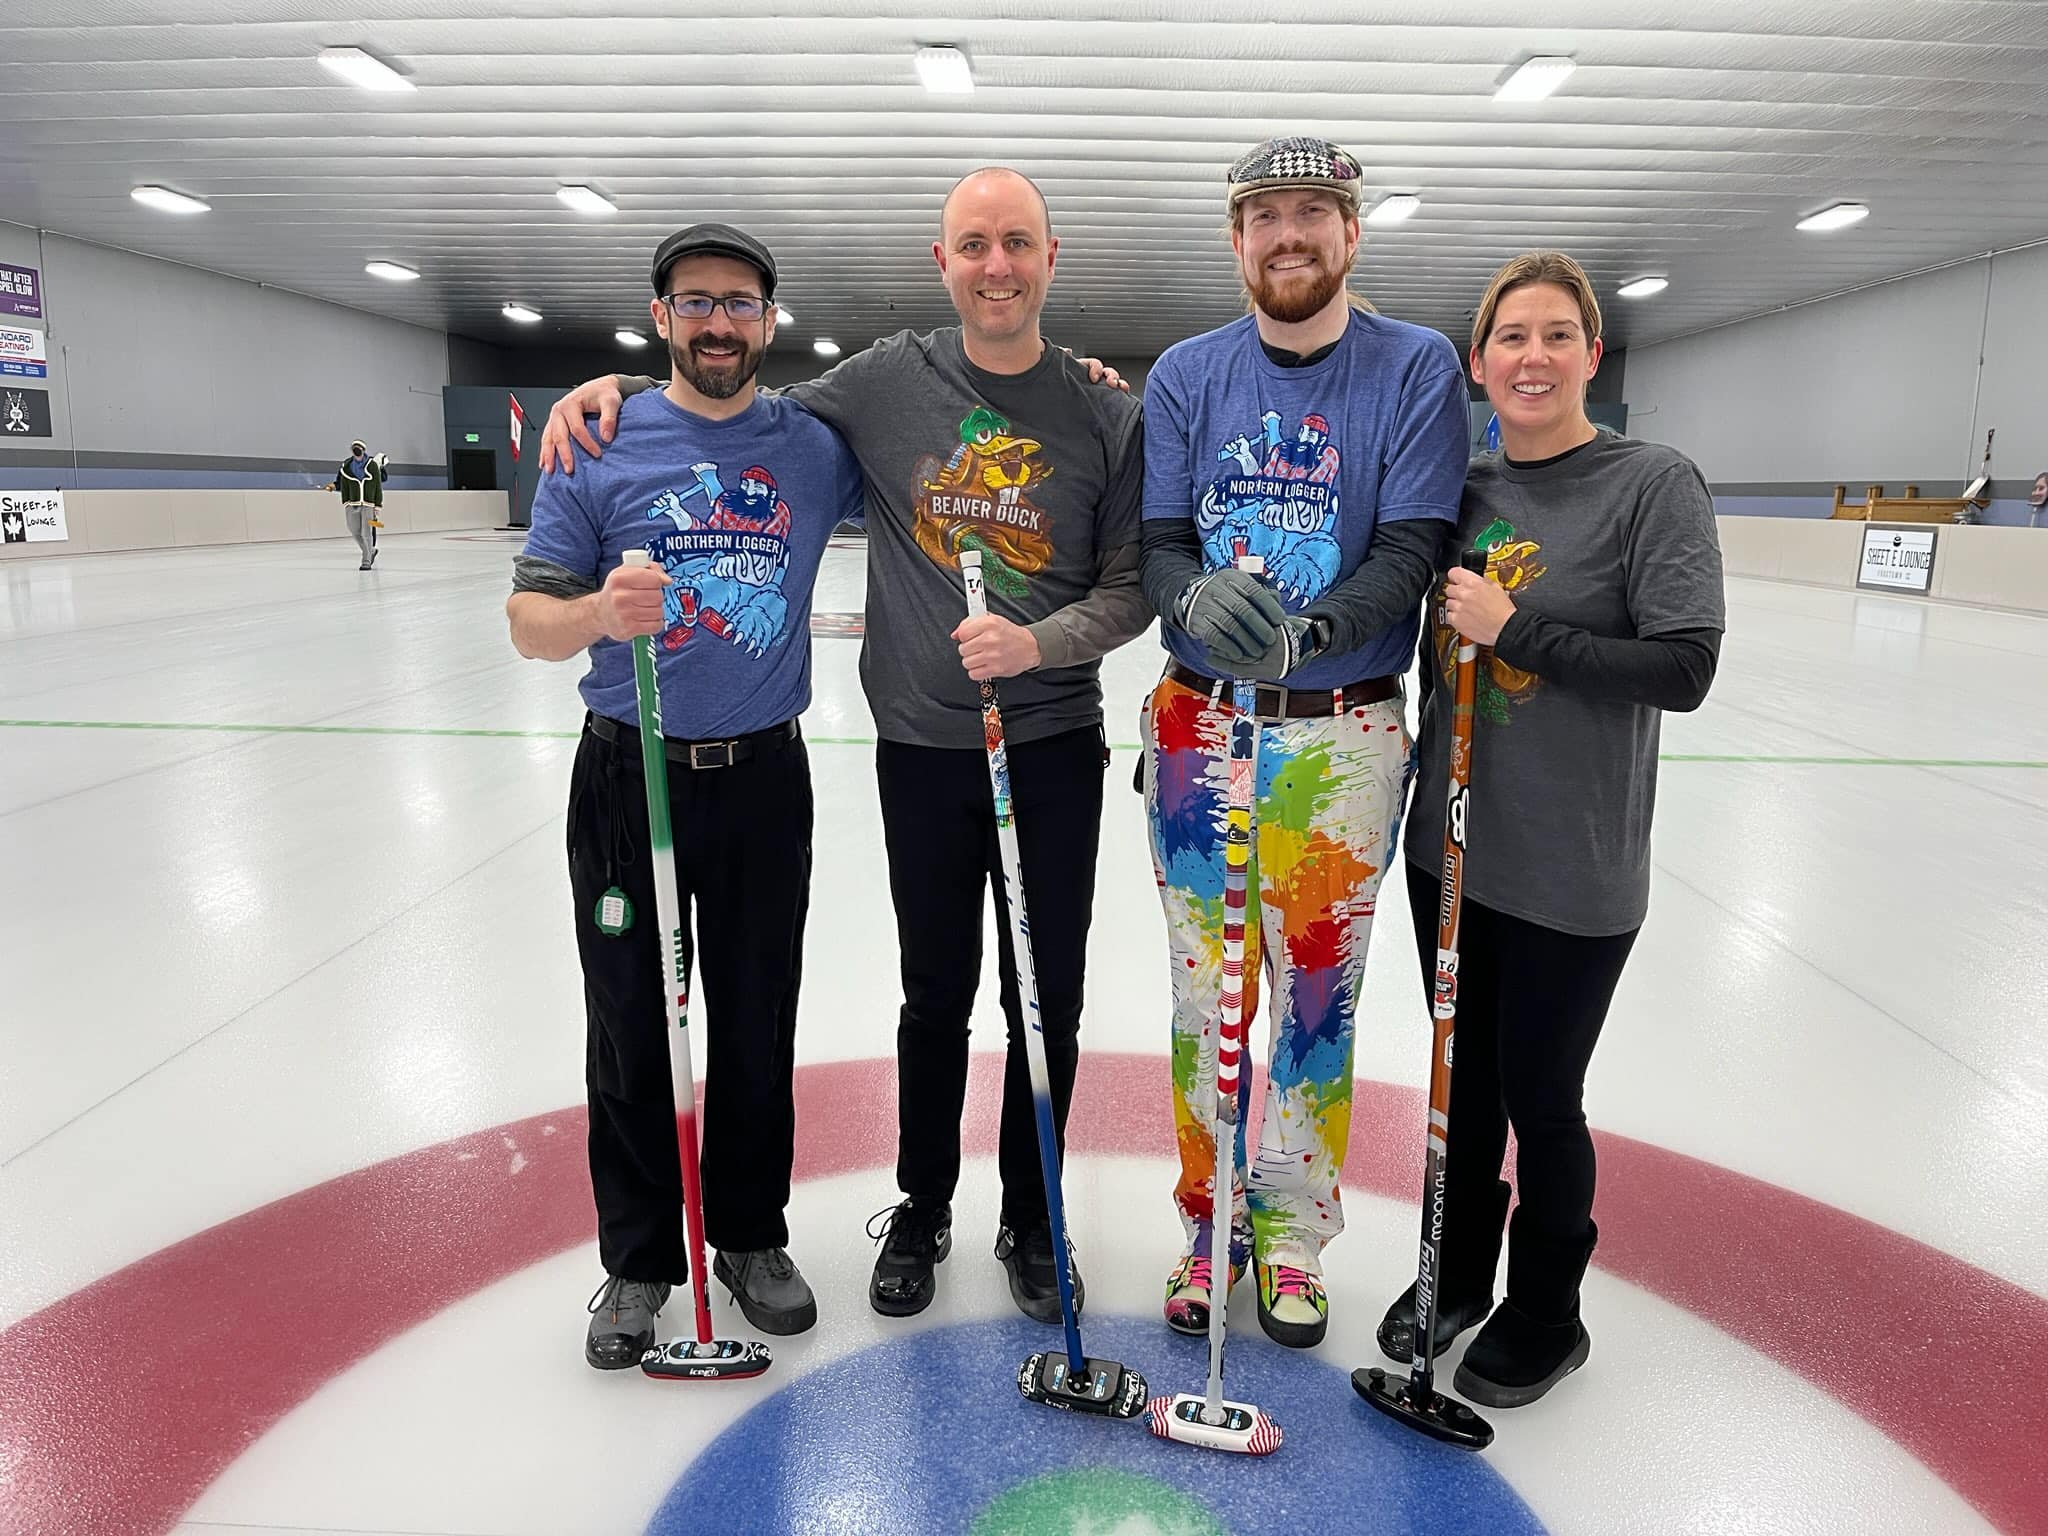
[587,711,798,770]
[1164,659,1400,719]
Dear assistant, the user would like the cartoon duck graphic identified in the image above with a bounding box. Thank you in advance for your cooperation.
[912,405,1057,596]
[1437,517,1548,722]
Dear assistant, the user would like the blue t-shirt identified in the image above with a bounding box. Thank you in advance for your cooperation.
[523,388,863,739]
[1142,309,1469,686]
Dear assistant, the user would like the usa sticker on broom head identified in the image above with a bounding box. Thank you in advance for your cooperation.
[1147,1392,1283,1455]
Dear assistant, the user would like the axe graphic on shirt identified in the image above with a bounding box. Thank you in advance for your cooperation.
[1218,434,1262,475]
[681,461,726,506]
[648,463,740,645]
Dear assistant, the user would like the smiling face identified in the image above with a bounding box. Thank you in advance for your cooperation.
[651,253,777,403]
[1471,281,1604,454]
[1232,187,1359,324]
[2033,474,2048,507]
[934,170,1056,351]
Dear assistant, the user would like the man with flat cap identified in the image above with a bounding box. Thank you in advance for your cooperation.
[1138,137,1469,1349]
[507,223,864,1366]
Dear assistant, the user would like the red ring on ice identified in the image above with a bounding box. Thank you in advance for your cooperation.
[1,1053,2043,1534]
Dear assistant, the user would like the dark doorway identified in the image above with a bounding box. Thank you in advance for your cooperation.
[450,448,498,491]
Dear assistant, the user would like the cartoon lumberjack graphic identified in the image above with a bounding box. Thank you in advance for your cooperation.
[643,461,794,655]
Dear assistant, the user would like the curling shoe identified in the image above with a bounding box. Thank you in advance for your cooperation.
[996,1219,1085,1324]
[584,1275,670,1370]
[714,1246,817,1335]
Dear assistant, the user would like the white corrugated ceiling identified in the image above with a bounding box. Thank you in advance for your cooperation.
[3,0,2046,357]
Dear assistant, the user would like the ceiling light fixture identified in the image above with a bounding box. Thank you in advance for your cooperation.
[1494,56,1576,102]
[502,303,543,324]
[1617,276,1669,298]
[914,46,974,93]
[1796,202,1870,233]
[130,185,210,215]
[364,260,419,282]
[556,185,617,216]
[615,329,648,348]
[774,304,796,325]
[1364,194,1421,227]
[316,46,414,92]
[812,339,842,358]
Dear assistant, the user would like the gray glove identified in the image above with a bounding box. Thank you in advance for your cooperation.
[1236,614,1329,681]
[1174,568,1288,668]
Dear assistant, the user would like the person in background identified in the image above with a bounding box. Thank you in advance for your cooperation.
[331,439,386,569]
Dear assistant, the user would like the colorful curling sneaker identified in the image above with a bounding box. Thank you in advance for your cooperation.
[1254,1257,1329,1349]
[1162,1250,1248,1336]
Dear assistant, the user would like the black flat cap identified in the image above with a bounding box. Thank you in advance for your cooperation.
[649,223,778,298]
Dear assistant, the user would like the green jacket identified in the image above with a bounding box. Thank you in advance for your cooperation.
[332,454,387,507]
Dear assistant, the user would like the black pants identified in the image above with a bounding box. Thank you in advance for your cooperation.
[568,716,812,1281]
[877,725,1106,1231]
[1403,858,1638,1322]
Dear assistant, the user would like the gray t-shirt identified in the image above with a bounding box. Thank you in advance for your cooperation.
[1406,431,1726,936]
[787,329,1145,748]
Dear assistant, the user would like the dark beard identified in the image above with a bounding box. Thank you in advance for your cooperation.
[671,333,762,400]
[1248,251,1347,324]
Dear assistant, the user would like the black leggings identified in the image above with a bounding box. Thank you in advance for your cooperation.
[1403,858,1638,1321]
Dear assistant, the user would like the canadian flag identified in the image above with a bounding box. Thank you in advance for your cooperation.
[509,394,527,461]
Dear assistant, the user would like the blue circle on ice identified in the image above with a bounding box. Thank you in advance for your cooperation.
[646,1315,1547,1535]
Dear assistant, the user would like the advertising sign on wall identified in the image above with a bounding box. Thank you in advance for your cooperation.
[1857,525,1937,593]
[0,489,68,544]
[0,265,41,320]
[2,385,52,437]
[0,324,49,379]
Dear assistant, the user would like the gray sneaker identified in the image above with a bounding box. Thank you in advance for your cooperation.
[714,1247,818,1335]
[585,1275,670,1370]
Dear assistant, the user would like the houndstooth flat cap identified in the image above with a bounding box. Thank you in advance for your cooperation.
[1226,137,1365,211]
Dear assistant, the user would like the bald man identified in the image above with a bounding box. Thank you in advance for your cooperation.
[541,169,1150,1329]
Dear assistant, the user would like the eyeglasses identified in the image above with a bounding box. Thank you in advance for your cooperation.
[661,291,769,321]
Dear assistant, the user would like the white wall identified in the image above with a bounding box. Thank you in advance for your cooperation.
[0,490,505,561]
[1626,243,2048,493]
[1716,519,2048,613]
[0,221,449,480]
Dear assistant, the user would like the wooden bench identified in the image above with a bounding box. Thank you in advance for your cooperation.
[1829,484,1983,523]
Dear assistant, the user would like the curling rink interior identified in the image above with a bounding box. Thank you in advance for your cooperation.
[2,529,2044,1535]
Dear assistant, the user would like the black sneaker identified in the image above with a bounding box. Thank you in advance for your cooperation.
[714,1247,818,1336]
[584,1274,670,1370]
[1452,1301,1591,1408]
[994,1220,1085,1325]
[866,1198,951,1317]
[1377,1282,1494,1364]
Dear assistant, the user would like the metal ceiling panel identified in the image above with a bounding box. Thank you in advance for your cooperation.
[4,0,2045,356]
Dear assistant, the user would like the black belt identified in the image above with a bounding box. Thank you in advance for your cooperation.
[1165,659,1400,719]
[586,711,797,770]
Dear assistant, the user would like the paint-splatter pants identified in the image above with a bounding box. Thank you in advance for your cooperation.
[1141,671,1409,1268]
